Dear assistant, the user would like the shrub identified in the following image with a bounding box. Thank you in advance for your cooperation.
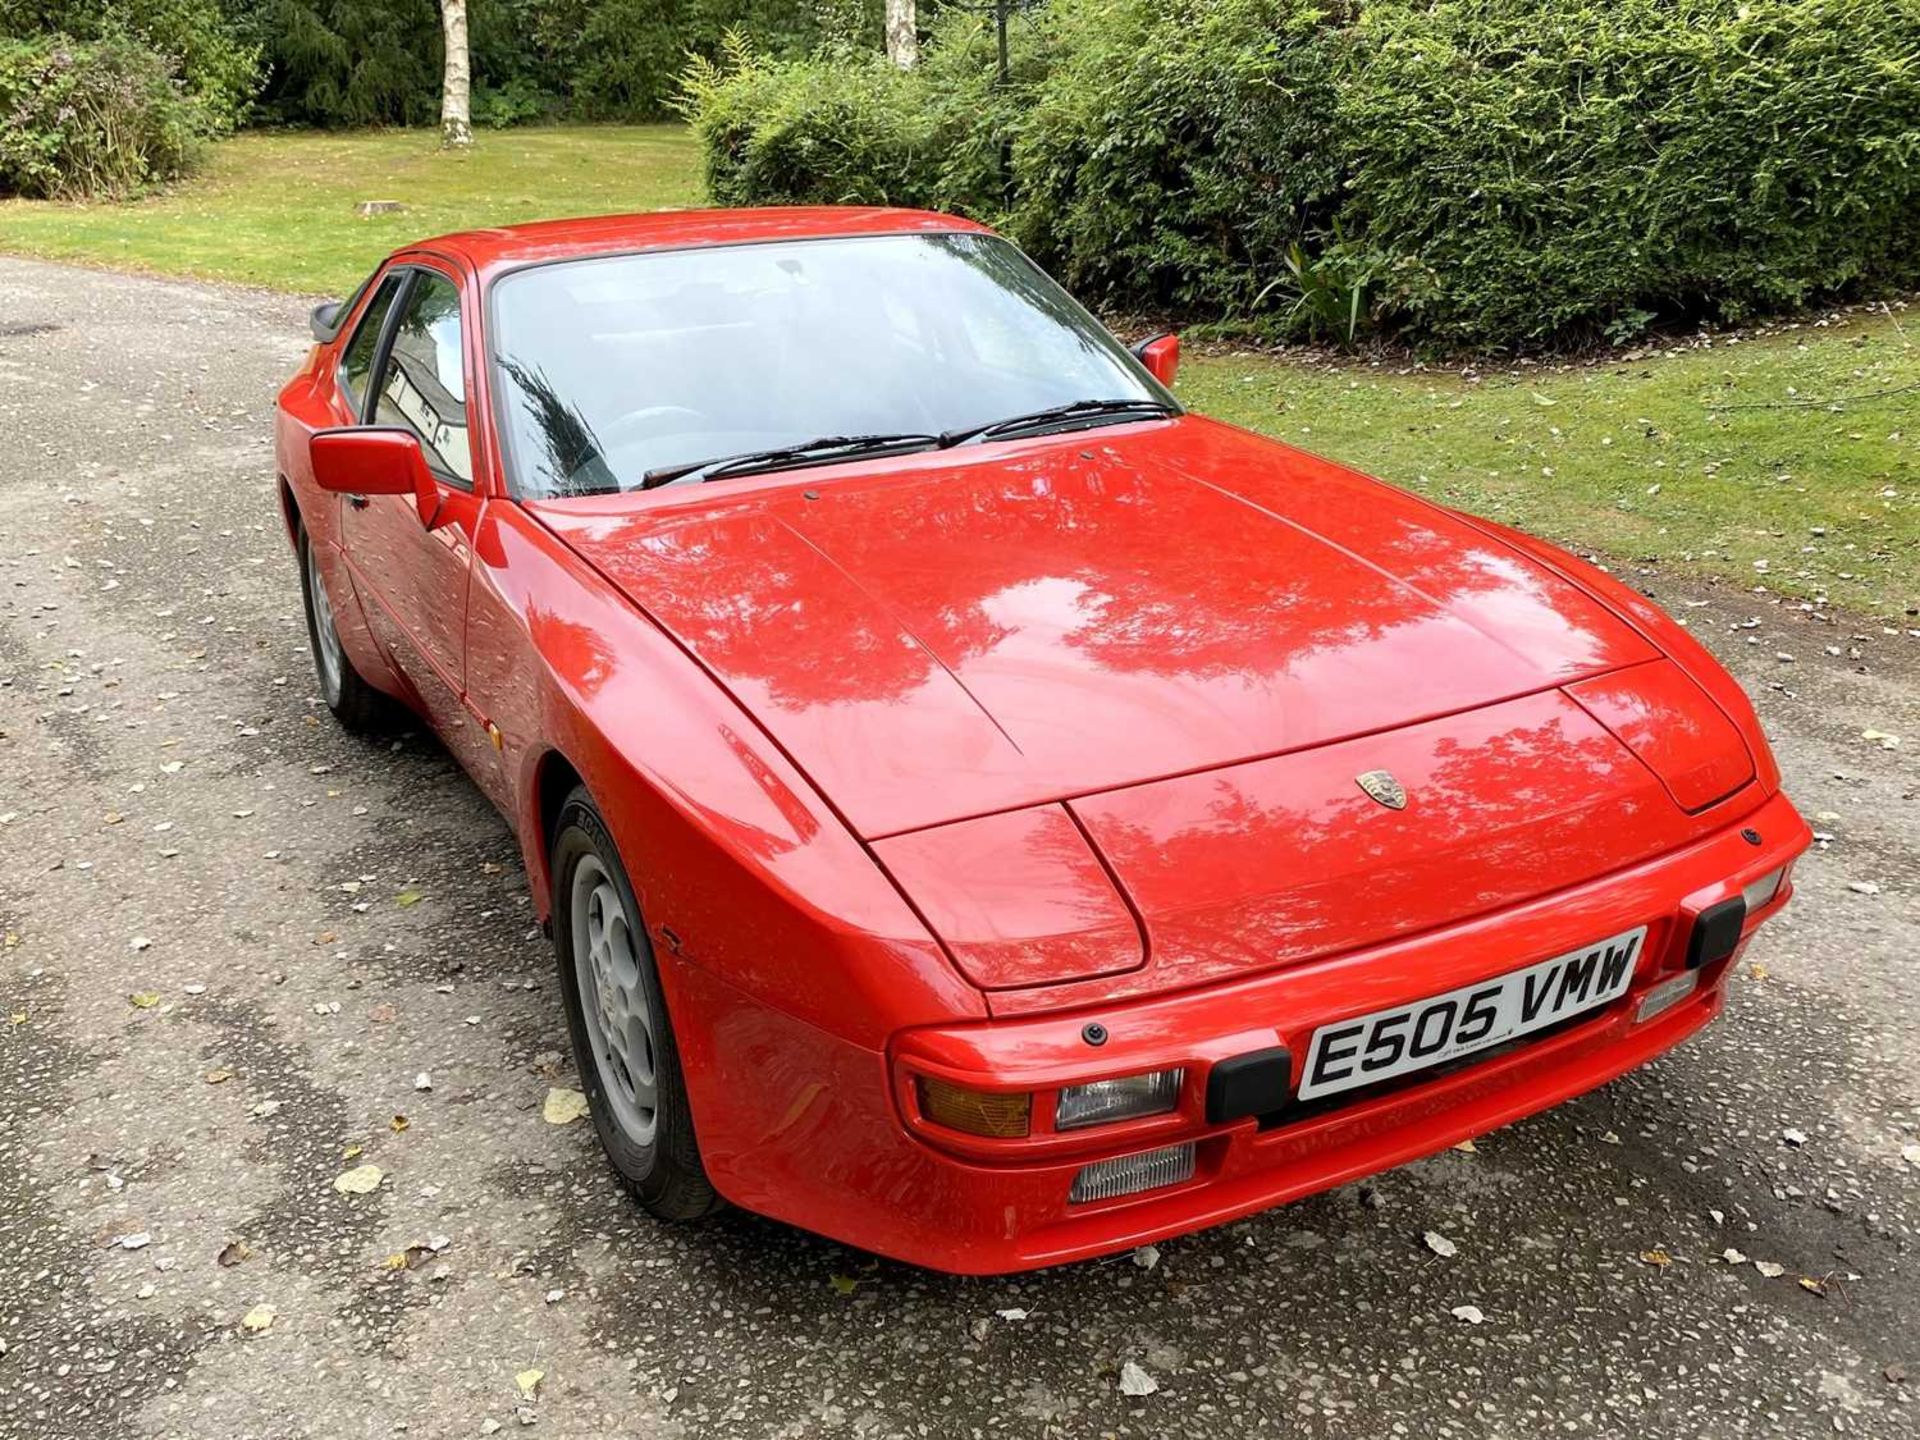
[0,33,213,197]
[680,16,1030,211]
[473,74,557,128]
[684,0,1920,350]
[1007,0,1347,317]
[1335,0,1920,344]
[0,0,260,129]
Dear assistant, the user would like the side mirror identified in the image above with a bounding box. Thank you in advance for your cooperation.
[308,427,443,528]
[1131,332,1180,388]
[310,300,343,342]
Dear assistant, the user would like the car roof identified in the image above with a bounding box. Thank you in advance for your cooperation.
[411,206,997,276]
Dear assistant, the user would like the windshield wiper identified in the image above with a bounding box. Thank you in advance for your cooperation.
[640,432,943,490]
[938,397,1178,448]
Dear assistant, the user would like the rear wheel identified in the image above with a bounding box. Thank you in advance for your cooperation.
[550,786,720,1221]
[298,525,390,733]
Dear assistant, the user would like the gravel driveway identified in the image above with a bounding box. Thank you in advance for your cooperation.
[1,256,1916,1440]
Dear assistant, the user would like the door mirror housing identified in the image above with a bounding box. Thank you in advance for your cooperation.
[1131,332,1180,388]
[309,427,444,528]
[310,300,343,342]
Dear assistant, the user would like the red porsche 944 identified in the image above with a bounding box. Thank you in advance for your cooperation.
[275,208,1808,1274]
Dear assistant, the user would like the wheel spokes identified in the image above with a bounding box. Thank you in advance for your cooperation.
[569,859,659,1139]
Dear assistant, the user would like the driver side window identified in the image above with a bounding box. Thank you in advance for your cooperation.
[374,272,473,487]
[337,273,402,416]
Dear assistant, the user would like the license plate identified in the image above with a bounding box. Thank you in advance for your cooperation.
[1296,926,1647,1101]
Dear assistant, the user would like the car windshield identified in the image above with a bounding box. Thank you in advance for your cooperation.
[488,232,1173,497]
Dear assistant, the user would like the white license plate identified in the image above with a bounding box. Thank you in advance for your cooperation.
[1297,926,1647,1101]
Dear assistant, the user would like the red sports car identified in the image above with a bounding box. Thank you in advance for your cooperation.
[275,208,1808,1273]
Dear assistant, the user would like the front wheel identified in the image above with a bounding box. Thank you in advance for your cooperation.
[550,786,720,1221]
[298,524,391,732]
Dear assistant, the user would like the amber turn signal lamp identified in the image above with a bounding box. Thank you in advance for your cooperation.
[916,1076,1032,1138]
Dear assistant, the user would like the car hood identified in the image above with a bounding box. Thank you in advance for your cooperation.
[531,416,1658,838]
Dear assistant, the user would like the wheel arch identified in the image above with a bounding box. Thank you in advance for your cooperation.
[276,474,301,546]
[525,744,588,915]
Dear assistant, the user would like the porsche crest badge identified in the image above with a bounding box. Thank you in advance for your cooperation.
[1356,769,1407,810]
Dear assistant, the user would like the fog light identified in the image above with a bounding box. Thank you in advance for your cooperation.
[1055,1068,1184,1130]
[1742,866,1786,913]
[916,1075,1030,1138]
[1069,1143,1196,1204]
[1635,970,1698,1023]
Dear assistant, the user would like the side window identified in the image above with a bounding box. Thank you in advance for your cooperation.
[374,272,473,486]
[337,274,403,415]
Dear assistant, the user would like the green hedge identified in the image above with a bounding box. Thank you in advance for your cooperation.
[685,0,1920,349]
[0,34,214,198]
[1,0,260,129]
[681,20,1030,211]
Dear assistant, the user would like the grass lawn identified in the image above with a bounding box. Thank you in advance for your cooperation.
[0,125,702,295]
[2,124,1912,614]
[1183,316,1917,619]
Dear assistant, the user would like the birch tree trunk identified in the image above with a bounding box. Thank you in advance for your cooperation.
[885,0,918,69]
[440,0,472,148]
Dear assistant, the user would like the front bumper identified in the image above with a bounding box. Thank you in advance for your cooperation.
[674,790,1807,1274]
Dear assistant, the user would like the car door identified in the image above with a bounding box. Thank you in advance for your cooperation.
[336,261,496,771]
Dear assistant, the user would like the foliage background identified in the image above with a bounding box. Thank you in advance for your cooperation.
[686,0,1920,350]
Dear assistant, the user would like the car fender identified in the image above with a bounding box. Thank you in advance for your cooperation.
[1452,513,1781,796]
[471,500,986,1053]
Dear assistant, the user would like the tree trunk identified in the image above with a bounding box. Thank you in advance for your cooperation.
[885,0,918,69]
[440,0,472,148]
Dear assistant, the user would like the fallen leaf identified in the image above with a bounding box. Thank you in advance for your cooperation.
[204,1068,232,1085]
[827,1274,858,1296]
[333,1163,383,1195]
[542,1087,590,1125]
[368,1002,396,1023]
[1640,1249,1673,1269]
[241,1304,275,1334]
[1423,1231,1458,1259]
[515,1369,544,1401]
[341,1143,363,1160]
[389,1114,409,1133]
[1452,1138,1477,1153]
[1755,1260,1786,1278]
[1798,1276,1828,1296]
[395,890,424,908]
[1118,1361,1159,1397]
[1450,1304,1485,1325]
[128,992,160,1009]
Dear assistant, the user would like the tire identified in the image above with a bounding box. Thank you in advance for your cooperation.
[550,786,720,1221]
[298,524,391,733]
